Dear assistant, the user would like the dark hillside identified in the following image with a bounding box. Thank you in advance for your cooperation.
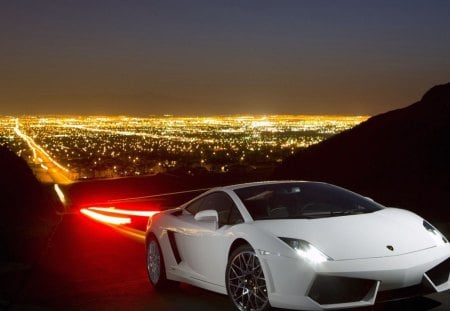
[0,145,59,262]
[274,83,450,221]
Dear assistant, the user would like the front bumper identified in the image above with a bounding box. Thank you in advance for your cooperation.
[259,244,450,310]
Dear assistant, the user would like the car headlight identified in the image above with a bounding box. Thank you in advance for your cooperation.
[279,237,333,263]
[423,220,448,246]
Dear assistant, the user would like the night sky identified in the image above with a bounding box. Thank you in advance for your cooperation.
[1,0,449,116]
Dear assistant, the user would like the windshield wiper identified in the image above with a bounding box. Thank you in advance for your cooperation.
[297,209,366,219]
[329,209,366,216]
[291,215,316,219]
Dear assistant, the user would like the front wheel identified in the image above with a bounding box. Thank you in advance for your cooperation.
[146,235,172,289]
[226,244,270,311]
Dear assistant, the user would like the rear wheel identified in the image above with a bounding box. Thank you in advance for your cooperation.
[146,235,171,289]
[226,244,270,311]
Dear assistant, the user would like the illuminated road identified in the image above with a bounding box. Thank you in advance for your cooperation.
[10,212,450,311]
[14,119,73,185]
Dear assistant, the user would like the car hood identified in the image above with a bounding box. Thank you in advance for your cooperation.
[252,208,436,260]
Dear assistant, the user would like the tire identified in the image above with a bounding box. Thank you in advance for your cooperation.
[226,244,270,311]
[146,235,172,289]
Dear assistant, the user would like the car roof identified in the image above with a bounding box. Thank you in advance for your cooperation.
[215,180,311,191]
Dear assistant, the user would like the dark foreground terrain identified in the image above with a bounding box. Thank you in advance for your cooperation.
[3,211,450,311]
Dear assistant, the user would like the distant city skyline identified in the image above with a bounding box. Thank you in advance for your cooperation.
[2,115,367,180]
[1,1,450,116]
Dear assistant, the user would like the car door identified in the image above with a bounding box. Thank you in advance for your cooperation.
[175,191,243,287]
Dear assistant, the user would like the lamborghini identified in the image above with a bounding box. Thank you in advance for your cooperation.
[145,181,450,310]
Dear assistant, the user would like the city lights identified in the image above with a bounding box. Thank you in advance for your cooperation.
[1,115,368,180]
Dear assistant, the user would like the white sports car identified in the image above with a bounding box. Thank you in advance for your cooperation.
[145,181,450,310]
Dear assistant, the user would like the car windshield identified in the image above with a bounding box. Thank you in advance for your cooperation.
[234,182,384,220]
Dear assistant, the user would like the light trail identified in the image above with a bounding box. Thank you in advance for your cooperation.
[86,207,159,217]
[14,119,70,172]
[81,206,159,225]
[80,208,132,225]
[14,119,73,184]
[111,226,146,243]
[54,184,67,205]
[80,206,159,242]
[14,119,37,161]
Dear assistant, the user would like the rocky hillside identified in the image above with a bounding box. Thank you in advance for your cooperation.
[274,83,450,221]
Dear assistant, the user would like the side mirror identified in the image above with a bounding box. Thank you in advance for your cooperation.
[194,209,219,223]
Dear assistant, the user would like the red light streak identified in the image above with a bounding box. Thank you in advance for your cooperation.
[80,206,159,226]
[80,208,131,225]
[87,207,159,217]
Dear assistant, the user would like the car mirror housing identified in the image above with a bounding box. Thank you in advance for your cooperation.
[194,209,219,223]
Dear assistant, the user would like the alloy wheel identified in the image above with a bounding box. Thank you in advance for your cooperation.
[227,250,269,311]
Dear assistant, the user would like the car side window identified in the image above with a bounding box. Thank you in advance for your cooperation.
[185,197,206,215]
[188,192,243,227]
[228,202,244,225]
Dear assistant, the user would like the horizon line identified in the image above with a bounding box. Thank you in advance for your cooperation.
[0,113,372,119]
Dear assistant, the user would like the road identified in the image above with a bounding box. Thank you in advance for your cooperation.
[8,211,450,311]
[11,212,234,311]
[14,119,73,185]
